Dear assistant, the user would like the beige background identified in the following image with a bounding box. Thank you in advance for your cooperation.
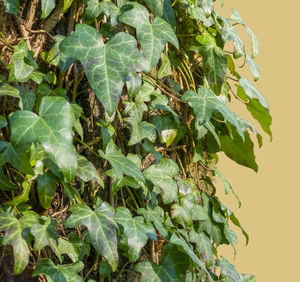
[213,0,300,281]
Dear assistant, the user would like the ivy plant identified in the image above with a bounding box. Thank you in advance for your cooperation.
[0,0,271,281]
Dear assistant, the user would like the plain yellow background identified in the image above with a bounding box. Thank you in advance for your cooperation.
[213,1,300,281]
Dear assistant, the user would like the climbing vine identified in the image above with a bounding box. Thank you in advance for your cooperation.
[0,0,271,281]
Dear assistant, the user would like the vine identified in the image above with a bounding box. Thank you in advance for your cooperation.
[0,0,272,281]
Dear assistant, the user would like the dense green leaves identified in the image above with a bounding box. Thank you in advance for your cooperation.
[60,24,150,115]
[10,96,77,182]
[65,203,118,271]
[2,0,19,14]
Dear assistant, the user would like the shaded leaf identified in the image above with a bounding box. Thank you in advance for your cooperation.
[216,257,242,282]
[37,174,57,209]
[199,0,213,17]
[60,24,150,114]
[115,207,157,262]
[41,0,55,19]
[129,121,156,145]
[0,168,18,191]
[2,0,20,14]
[65,203,118,271]
[158,53,172,79]
[136,243,190,282]
[0,82,20,98]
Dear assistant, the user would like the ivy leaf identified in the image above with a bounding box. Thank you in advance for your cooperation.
[2,0,20,14]
[189,229,213,267]
[170,233,211,277]
[33,259,84,282]
[60,24,150,115]
[221,131,258,172]
[36,174,57,209]
[136,243,190,281]
[31,217,60,260]
[0,115,7,128]
[158,53,172,79]
[240,274,256,282]
[63,0,74,11]
[0,142,33,175]
[77,155,104,187]
[190,45,227,94]
[171,194,208,227]
[143,0,175,27]
[137,205,168,238]
[231,9,259,58]
[19,89,36,111]
[119,2,178,68]
[245,54,260,81]
[247,99,272,140]
[115,207,157,262]
[128,121,156,145]
[216,257,242,282]
[143,158,179,204]
[239,78,269,109]
[0,81,20,98]
[199,0,213,17]
[182,86,246,139]
[99,139,144,181]
[0,211,39,274]
[126,72,142,98]
[220,19,244,59]
[0,167,18,191]
[41,0,56,19]
[10,96,77,182]
[65,203,118,271]
[58,233,90,262]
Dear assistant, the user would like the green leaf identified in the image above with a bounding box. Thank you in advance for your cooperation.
[220,19,244,58]
[143,0,175,27]
[65,203,118,271]
[129,121,156,145]
[0,142,33,175]
[182,86,246,139]
[231,9,259,58]
[239,78,269,109]
[19,89,36,111]
[2,0,20,14]
[189,229,213,267]
[60,24,150,115]
[41,0,56,19]
[37,174,57,209]
[11,39,37,80]
[220,131,258,172]
[216,257,242,282]
[58,233,90,262]
[199,0,213,17]
[10,96,77,182]
[0,82,20,98]
[33,259,84,282]
[99,139,144,181]
[137,205,168,238]
[190,45,227,95]
[115,207,157,262]
[170,233,210,277]
[31,217,60,260]
[240,274,256,282]
[158,53,172,79]
[77,155,104,187]
[99,261,112,278]
[136,243,190,282]
[0,115,7,128]
[119,2,178,68]
[0,211,39,274]
[143,158,179,204]
[247,99,272,139]
[171,194,208,227]
[63,0,74,11]
[245,54,260,81]
[0,168,18,191]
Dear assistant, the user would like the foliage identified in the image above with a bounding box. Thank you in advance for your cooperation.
[0,0,271,281]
